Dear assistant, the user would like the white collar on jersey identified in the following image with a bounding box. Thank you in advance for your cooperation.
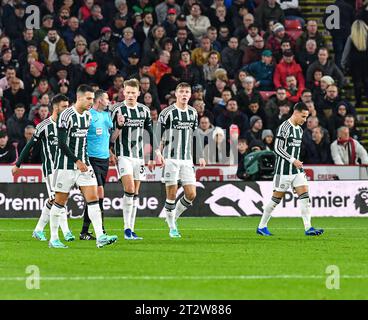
[174,103,189,112]
[123,100,138,109]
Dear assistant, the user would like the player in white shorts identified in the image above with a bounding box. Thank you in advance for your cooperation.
[50,84,118,248]
[12,94,75,242]
[110,79,155,240]
[155,82,206,238]
[257,102,324,236]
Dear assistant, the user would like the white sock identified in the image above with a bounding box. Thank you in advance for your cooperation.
[258,196,281,229]
[165,199,176,230]
[59,207,71,236]
[123,192,134,230]
[87,202,104,239]
[175,196,192,220]
[130,195,138,232]
[299,193,312,231]
[35,200,51,232]
[49,203,63,241]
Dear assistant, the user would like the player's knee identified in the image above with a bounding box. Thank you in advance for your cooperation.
[185,190,196,202]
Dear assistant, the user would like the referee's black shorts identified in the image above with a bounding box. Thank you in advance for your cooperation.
[89,157,109,186]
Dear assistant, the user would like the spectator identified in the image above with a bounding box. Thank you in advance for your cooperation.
[191,36,219,67]
[193,99,215,124]
[55,6,71,34]
[177,49,202,87]
[0,66,24,91]
[3,77,28,113]
[231,70,249,95]
[330,126,368,165]
[210,4,232,32]
[321,84,355,119]
[157,67,182,103]
[221,37,242,80]
[40,28,68,66]
[16,125,42,164]
[0,130,16,164]
[206,26,222,53]
[217,25,231,50]
[205,73,230,111]
[341,20,368,107]
[89,26,113,56]
[173,28,195,53]
[302,126,333,164]
[236,138,250,180]
[313,74,334,109]
[63,16,85,51]
[234,13,255,40]
[273,49,305,91]
[79,0,94,22]
[285,74,304,104]
[262,129,274,151]
[34,14,55,44]
[143,25,167,64]
[186,3,211,40]
[277,0,304,25]
[162,8,179,39]
[3,3,25,40]
[13,28,35,61]
[265,86,289,126]
[296,20,326,51]
[203,51,222,83]
[70,37,93,68]
[117,27,141,67]
[236,76,264,113]
[268,100,292,132]
[344,114,362,141]
[255,0,285,30]
[140,92,160,113]
[266,23,295,60]
[31,78,53,106]
[6,103,32,143]
[29,93,51,123]
[135,12,154,47]
[244,49,275,91]
[148,50,172,85]
[297,39,318,76]
[82,4,106,43]
[328,102,348,140]
[239,24,260,52]
[216,99,249,138]
[107,74,124,101]
[156,0,181,24]
[190,84,205,105]
[245,115,264,144]
[306,47,345,88]
[242,35,265,66]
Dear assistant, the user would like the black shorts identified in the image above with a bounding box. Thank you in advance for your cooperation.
[89,157,109,186]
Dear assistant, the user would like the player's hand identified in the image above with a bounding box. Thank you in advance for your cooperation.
[156,154,165,168]
[109,153,117,166]
[293,159,303,169]
[11,166,20,176]
[199,158,206,167]
[117,113,125,127]
[147,160,156,172]
[76,160,88,172]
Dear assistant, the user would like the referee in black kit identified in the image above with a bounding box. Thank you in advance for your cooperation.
[80,89,124,240]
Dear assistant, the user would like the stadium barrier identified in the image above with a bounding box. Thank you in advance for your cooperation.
[1,164,368,182]
[0,181,367,218]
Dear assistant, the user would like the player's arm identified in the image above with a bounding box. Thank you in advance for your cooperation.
[12,136,39,175]
[110,107,125,143]
[154,112,168,167]
[144,113,157,171]
[193,113,206,167]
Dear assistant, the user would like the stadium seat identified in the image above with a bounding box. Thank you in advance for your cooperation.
[284,19,302,31]
[259,91,276,101]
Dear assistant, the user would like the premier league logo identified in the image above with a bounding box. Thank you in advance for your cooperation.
[354,188,368,214]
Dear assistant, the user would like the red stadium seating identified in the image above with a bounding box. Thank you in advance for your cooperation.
[284,19,302,31]
[259,91,276,101]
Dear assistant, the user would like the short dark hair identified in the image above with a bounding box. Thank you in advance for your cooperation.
[51,93,69,106]
[77,84,94,95]
[94,89,107,101]
[14,103,26,110]
[293,102,308,112]
[302,89,312,95]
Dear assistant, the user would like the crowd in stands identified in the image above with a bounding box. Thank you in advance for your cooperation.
[0,0,367,168]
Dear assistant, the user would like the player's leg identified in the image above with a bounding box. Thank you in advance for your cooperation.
[49,192,69,248]
[257,174,288,236]
[80,204,93,239]
[165,183,180,237]
[175,162,197,221]
[294,174,324,236]
[163,159,181,237]
[33,174,55,241]
[80,184,118,247]
[130,180,142,239]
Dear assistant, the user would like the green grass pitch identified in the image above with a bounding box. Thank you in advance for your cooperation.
[0,217,367,300]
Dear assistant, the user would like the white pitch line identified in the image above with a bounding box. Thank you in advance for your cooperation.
[0,274,368,282]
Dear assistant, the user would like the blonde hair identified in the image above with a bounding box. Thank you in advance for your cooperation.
[351,20,368,51]
[124,78,140,89]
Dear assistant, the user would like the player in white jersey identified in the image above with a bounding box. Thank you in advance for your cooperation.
[110,79,155,240]
[12,94,75,242]
[257,102,324,236]
[50,84,118,248]
[155,82,206,238]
